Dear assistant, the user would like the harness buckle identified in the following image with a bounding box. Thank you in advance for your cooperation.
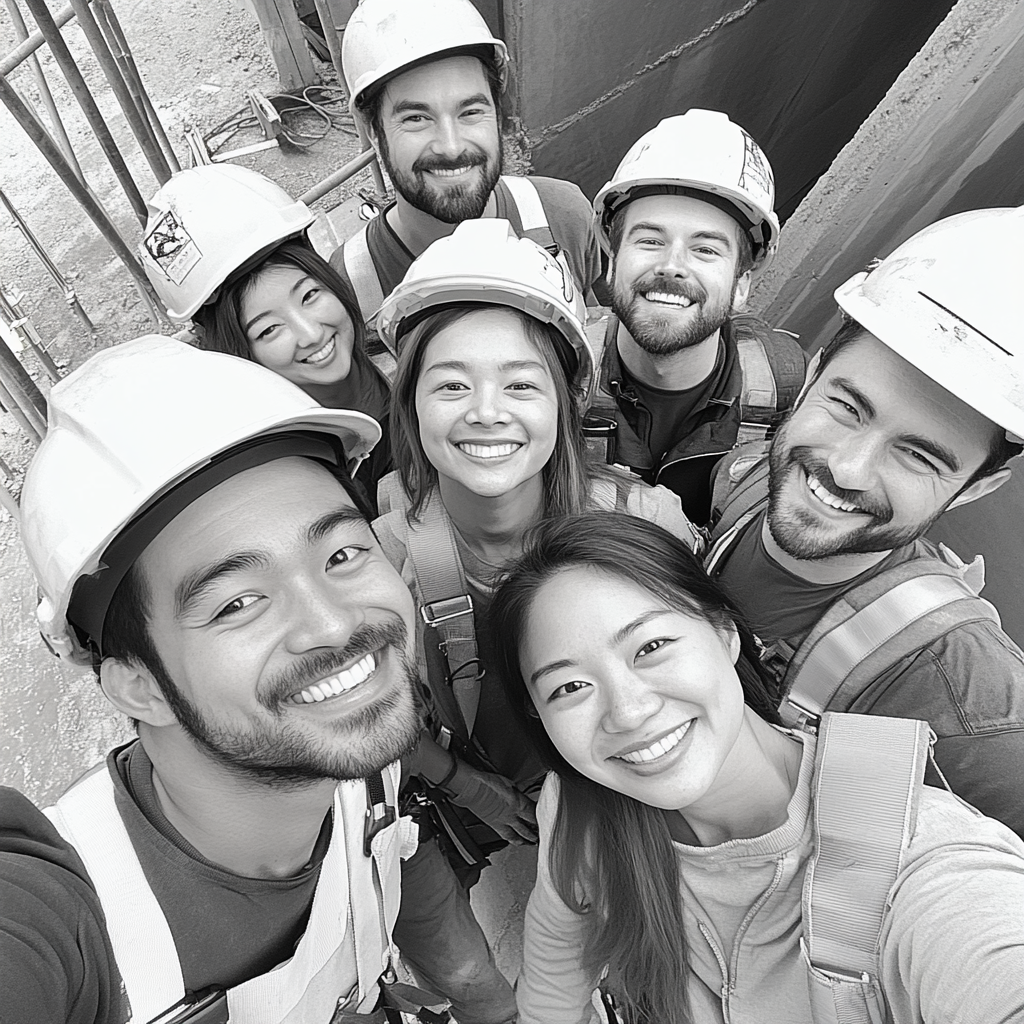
[780,694,821,732]
[421,594,474,625]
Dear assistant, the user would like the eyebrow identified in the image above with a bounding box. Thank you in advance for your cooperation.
[528,609,673,687]
[830,377,961,473]
[390,93,492,117]
[305,506,370,546]
[625,223,735,250]
[242,275,317,333]
[421,359,548,374]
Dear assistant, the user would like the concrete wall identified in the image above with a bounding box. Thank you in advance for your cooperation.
[752,0,1024,642]
[502,0,954,215]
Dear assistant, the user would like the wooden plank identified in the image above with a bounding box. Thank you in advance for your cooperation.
[247,0,317,91]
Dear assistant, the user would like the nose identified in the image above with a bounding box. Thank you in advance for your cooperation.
[465,382,510,426]
[827,432,883,492]
[431,115,464,159]
[283,573,363,655]
[600,673,664,734]
[654,238,691,279]
[291,309,322,350]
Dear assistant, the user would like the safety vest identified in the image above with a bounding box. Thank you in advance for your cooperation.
[44,761,410,1024]
[595,712,934,1024]
[704,445,999,730]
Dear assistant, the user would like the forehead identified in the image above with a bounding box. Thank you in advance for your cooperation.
[421,307,549,367]
[815,332,998,456]
[138,457,359,587]
[621,193,742,245]
[242,263,307,308]
[382,54,490,111]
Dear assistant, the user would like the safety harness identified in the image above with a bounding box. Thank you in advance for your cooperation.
[44,761,422,1024]
[704,446,999,729]
[596,712,933,1024]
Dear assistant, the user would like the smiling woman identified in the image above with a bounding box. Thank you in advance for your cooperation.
[488,512,1024,1024]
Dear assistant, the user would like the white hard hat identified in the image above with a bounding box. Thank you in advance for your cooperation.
[834,206,1024,442]
[22,336,380,665]
[594,109,780,267]
[139,164,314,321]
[342,0,509,113]
[376,219,594,395]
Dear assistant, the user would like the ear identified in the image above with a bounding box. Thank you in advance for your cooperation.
[731,269,752,313]
[100,658,178,728]
[947,466,1011,511]
[605,250,616,289]
[720,621,741,665]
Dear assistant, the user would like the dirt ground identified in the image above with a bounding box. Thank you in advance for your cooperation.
[0,0,376,803]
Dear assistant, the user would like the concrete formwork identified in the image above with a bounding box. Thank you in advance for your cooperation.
[753,0,1024,643]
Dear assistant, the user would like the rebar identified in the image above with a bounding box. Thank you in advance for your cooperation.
[0,343,46,443]
[299,147,379,205]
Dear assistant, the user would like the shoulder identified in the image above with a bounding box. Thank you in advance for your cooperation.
[523,175,591,211]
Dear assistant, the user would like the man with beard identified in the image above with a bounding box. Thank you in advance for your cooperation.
[706,207,1024,839]
[0,336,430,1023]
[585,110,806,524]
[331,0,606,330]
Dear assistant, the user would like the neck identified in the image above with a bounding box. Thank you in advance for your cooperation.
[760,515,890,584]
[615,319,721,391]
[389,190,497,256]
[672,709,802,846]
[141,730,336,878]
[437,474,545,564]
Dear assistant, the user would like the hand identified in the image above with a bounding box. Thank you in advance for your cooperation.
[444,762,538,845]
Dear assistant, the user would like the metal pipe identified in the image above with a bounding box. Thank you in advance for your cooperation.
[0,3,74,77]
[0,342,46,441]
[21,0,149,224]
[354,115,387,196]
[93,0,180,173]
[299,147,379,205]
[0,283,65,382]
[0,73,164,316]
[4,0,83,180]
[68,0,172,184]
[312,0,345,82]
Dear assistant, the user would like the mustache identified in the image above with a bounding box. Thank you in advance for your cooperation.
[630,274,707,306]
[413,151,487,174]
[786,447,893,522]
[261,618,409,711]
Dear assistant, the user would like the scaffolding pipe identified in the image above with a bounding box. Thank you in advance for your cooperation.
[0,73,163,317]
[21,0,149,224]
[0,345,46,442]
[67,0,172,184]
[93,0,180,173]
[299,147,379,205]
[0,3,74,77]
[3,0,83,181]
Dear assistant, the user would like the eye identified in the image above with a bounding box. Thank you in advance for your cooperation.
[439,381,470,393]
[302,286,322,304]
[507,380,539,392]
[828,395,859,420]
[636,637,671,659]
[251,322,280,343]
[548,679,590,702]
[214,593,263,620]
[327,545,369,569]
[899,447,941,473]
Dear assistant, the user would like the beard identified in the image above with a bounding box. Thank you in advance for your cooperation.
[766,420,943,559]
[157,620,424,787]
[612,272,735,356]
[379,136,501,224]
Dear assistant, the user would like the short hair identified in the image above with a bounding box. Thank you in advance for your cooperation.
[355,45,505,145]
[388,303,589,519]
[812,316,1023,484]
[193,239,364,362]
[607,195,756,278]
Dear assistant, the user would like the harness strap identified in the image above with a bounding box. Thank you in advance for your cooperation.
[343,224,386,334]
[500,175,555,249]
[44,767,184,1020]
[804,713,929,1022]
[735,331,779,444]
[781,572,1000,729]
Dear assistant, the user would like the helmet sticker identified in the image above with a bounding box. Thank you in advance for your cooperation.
[143,210,202,285]
[738,131,774,208]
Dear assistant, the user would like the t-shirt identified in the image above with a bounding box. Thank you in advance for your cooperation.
[329,175,609,304]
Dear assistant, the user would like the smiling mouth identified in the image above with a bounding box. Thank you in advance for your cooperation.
[300,335,336,365]
[642,290,695,309]
[286,651,377,705]
[614,721,692,764]
[426,166,476,179]
[804,470,864,514]
[456,441,523,459]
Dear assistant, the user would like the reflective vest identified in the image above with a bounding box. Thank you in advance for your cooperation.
[704,444,999,730]
[44,760,410,1024]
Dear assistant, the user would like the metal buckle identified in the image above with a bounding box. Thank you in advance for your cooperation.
[421,594,473,625]
[780,695,821,733]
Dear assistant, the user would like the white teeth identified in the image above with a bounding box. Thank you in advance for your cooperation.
[617,722,691,764]
[644,291,693,308]
[457,442,520,459]
[302,336,335,365]
[429,167,472,178]
[290,652,376,706]
[806,472,861,513]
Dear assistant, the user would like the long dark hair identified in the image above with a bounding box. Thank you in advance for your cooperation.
[193,238,366,364]
[389,303,590,518]
[489,512,781,1024]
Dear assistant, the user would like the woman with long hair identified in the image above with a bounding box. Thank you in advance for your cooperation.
[370,219,702,1024]
[489,511,1024,1024]
[140,164,392,494]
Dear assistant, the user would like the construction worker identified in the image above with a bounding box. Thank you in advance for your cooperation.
[705,206,1024,839]
[139,164,393,498]
[0,337,430,1023]
[332,0,607,331]
[586,110,807,525]
[370,219,702,1023]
